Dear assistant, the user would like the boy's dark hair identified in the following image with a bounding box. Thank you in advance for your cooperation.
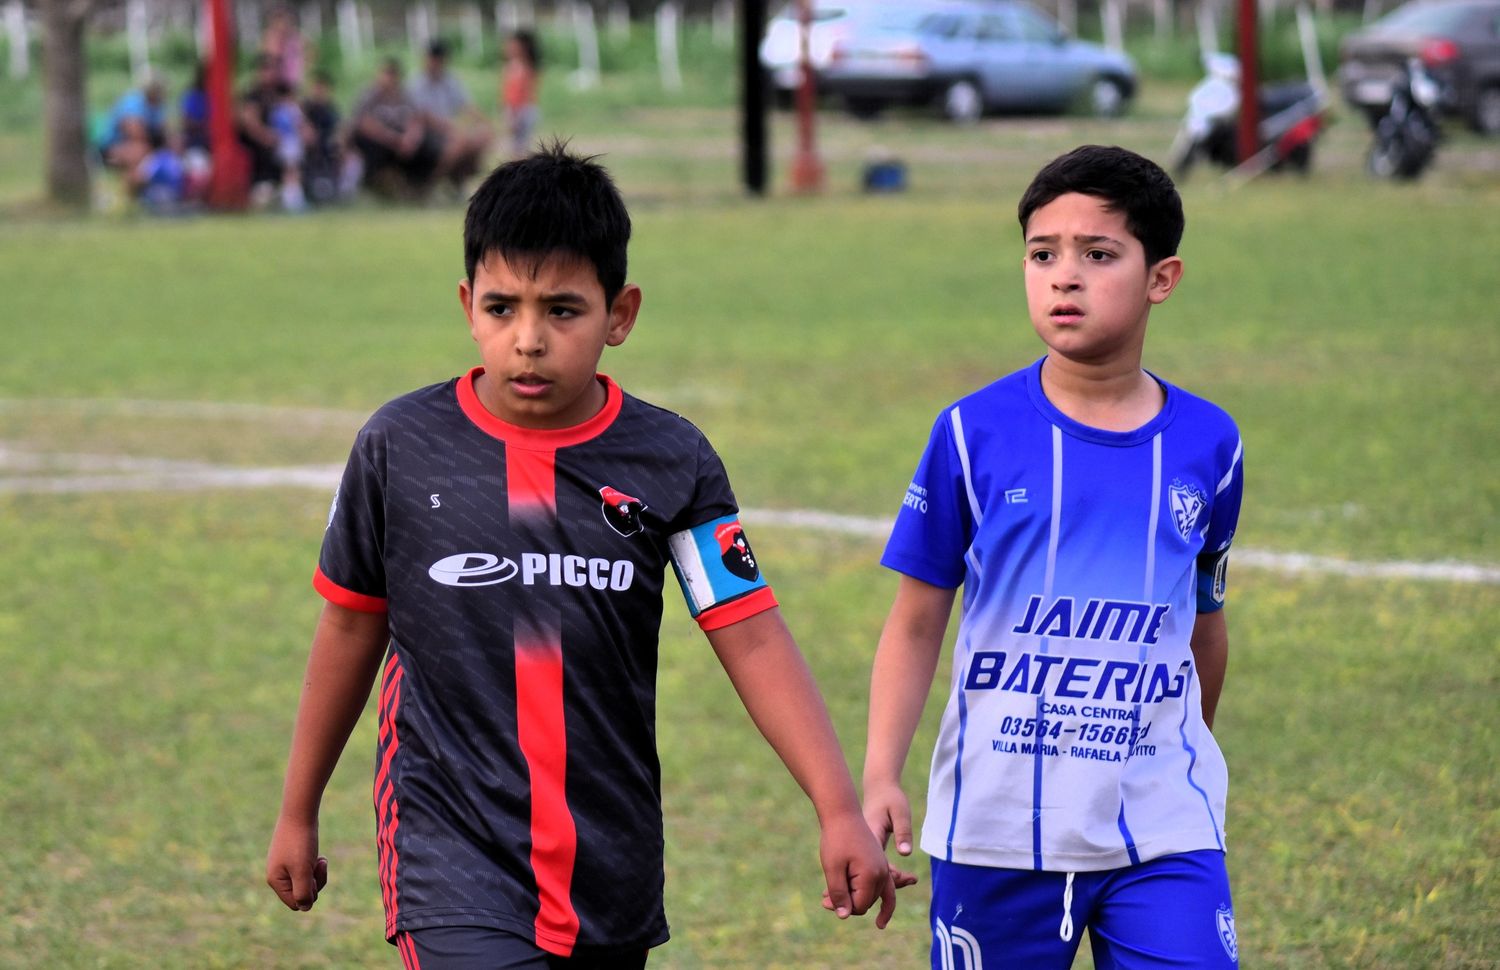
[1017,145,1184,266]
[427,39,450,60]
[511,30,541,70]
[464,140,631,305]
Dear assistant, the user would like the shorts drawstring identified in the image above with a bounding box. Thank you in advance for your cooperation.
[1059,871,1076,942]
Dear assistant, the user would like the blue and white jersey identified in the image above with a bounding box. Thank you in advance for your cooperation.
[883,358,1244,873]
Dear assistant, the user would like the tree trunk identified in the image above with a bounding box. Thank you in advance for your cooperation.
[41,0,93,209]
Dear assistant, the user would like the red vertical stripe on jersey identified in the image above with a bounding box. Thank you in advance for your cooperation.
[507,448,557,521]
[515,615,580,955]
[375,655,406,938]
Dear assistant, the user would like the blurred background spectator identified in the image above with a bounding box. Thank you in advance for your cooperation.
[410,39,492,195]
[350,57,440,199]
[97,74,166,173]
[501,30,541,160]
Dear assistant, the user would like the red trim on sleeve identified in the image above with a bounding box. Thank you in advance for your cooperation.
[313,566,388,613]
[695,586,779,632]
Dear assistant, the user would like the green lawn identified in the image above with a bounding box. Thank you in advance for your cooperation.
[1,39,1497,969]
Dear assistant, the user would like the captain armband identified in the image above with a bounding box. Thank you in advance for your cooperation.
[1196,546,1231,613]
[668,514,776,629]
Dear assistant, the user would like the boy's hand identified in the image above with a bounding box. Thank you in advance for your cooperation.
[862,780,916,859]
[859,780,921,891]
[818,811,900,929]
[266,815,329,912]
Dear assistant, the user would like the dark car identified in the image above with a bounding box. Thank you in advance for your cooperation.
[820,0,1137,122]
[1338,0,1500,133]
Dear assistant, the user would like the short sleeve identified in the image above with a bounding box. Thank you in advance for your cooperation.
[313,428,389,613]
[1195,434,1244,613]
[667,433,777,631]
[880,409,974,589]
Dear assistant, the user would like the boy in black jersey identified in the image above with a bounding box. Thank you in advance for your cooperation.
[266,143,901,968]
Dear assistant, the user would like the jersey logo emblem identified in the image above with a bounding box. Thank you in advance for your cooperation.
[599,486,648,537]
[1005,488,1028,504]
[1216,905,1239,962]
[716,521,759,581]
[1168,480,1208,541]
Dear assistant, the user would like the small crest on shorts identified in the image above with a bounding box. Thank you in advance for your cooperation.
[1168,479,1208,542]
[1216,905,1239,962]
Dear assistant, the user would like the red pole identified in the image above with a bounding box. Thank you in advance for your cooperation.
[1236,0,1260,164]
[789,0,824,193]
[204,0,249,209]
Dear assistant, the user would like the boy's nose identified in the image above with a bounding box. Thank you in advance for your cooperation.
[514,317,546,355]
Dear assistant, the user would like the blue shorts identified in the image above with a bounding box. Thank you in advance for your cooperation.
[394,927,650,970]
[929,850,1238,969]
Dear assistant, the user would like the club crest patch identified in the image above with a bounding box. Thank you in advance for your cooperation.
[1216,905,1239,962]
[715,521,760,581]
[599,485,648,537]
[1168,479,1208,542]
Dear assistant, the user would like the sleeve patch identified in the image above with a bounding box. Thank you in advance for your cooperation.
[1196,548,1230,613]
[669,515,768,618]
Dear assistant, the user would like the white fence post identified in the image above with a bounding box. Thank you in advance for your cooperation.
[571,2,601,90]
[656,2,682,92]
[127,0,151,81]
[1102,0,1124,51]
[3,0,28,81]
[1198,0,1220,57]
[338,0,362,66]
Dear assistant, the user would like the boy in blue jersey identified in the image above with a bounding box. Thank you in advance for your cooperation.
[863,145,1245,968]
[265,142,899,968]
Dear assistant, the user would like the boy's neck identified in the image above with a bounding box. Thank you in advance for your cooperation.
[1039,351,1164,433]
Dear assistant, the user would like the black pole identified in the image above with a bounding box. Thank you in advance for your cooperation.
[741,0,768,196]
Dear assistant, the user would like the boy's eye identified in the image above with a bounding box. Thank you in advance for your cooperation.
[1029,251,1053,263]
[1085,249,1114,261]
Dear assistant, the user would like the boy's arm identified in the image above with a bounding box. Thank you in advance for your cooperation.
[266,601,389,912]
[705,607,899,928]
[1190,609,1229,730]
[863,575,955,860]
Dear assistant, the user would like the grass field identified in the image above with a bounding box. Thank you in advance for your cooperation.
[2,39,1498,969]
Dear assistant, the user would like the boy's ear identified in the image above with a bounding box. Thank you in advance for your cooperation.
[1147,256,1184,305]
[604,284,642,347]
[457,278,478,335]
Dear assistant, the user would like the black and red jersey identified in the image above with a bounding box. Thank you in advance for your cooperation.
[314,368,776,955]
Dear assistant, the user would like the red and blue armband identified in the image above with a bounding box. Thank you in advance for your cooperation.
[668,514,777,631]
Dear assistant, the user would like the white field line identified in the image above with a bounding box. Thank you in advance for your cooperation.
[1,444,1495,586]
[0,397,368,427]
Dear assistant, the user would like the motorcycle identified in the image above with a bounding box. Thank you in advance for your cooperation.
[1168,52,1330,178]
[1365,58,1443,180]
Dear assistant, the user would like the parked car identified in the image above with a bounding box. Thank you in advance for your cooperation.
[818,0,1137,122]
[1338,0,1500,134]
[758,2,901,106]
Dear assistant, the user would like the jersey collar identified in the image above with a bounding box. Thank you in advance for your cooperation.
[1025,356,1178,446]
[456,366,622,449]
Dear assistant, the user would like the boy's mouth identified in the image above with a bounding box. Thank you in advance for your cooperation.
[1050,304,1084,323]
[510,373,552,397]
